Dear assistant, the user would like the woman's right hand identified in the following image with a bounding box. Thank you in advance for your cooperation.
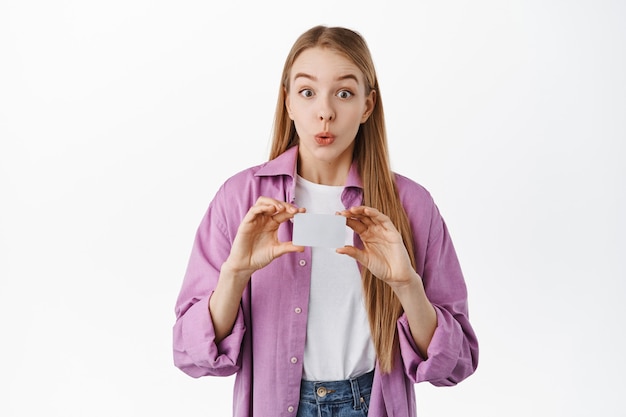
[222,197,305,282]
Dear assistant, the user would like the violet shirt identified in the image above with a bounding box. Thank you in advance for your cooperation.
[173,146,479,416]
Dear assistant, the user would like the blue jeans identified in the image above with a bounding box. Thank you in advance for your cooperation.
[296,370,374,417]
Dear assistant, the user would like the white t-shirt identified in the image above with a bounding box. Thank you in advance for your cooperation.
[295,175,376,381]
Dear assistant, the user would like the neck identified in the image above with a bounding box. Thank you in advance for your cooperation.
[297,156,351,186]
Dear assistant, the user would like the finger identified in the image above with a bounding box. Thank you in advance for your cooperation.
[336,245,367,266]
[356,214,376,228]
[254,196,287,207]
[341,205,375,216]
[349,207,396,231]
[244,203,283,221]
[255,196,304,214]
[337,208,374,228]
[340,206,379,226]
[357,206,390,226]
[249,198,288,217]
[274,242,306,257]
[345,217,368,235]
[272,207,304,224]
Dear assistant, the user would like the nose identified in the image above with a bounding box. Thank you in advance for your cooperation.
[319,110,334,121]
[318,101,335,121]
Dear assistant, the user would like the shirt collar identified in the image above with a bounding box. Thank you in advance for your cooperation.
[255,145,363,189]
[255,145,363,208]
[255,145,299,179]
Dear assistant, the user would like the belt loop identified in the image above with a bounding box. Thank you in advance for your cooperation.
[350,375,362,410]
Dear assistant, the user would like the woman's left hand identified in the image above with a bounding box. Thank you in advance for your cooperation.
[336,206,419,289]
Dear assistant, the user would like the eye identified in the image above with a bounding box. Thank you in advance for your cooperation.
[299,89,314,98]
[337,90,353,99]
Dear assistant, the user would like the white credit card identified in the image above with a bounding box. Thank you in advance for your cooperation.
[292,213,346,248]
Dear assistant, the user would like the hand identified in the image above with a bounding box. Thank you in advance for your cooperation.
[223,197,305,280]
[336,206,419,289]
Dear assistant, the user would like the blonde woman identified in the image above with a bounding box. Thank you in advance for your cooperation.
[173,25,478,417]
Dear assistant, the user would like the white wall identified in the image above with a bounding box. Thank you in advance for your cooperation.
[1,1,624,416]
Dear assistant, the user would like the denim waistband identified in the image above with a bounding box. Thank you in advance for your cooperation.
[299,370,374,408]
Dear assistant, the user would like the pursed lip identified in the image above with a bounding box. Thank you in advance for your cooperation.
[314,131,336,145]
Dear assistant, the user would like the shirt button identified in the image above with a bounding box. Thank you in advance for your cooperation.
[290,357,298,364]
[287,406,294,413]
[294,307,302,314]
[298,259,306,267]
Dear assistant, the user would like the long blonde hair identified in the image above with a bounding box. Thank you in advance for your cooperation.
[269,25,416,373]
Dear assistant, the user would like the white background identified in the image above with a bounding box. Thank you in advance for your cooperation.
[1,1,624,416]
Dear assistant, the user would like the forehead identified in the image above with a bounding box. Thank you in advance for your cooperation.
[290,47,363,83]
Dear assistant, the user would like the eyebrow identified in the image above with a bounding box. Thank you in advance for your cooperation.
[293,72,360,84]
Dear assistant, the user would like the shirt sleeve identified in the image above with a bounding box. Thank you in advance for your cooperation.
[172,197,247,378]
[397,198,479,386]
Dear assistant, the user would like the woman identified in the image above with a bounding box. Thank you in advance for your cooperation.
[173,25,478,416]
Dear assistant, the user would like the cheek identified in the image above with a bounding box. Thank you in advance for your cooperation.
[287,99,307,119]
[345,106,366,123]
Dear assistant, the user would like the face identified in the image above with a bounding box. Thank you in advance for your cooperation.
[285,47,375,181]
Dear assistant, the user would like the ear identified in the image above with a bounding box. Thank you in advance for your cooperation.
[285,88,294,120]
[360,89,376,123]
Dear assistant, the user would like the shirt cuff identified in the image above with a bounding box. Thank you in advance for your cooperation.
[397,305,464,385]
[180,293,246,376]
